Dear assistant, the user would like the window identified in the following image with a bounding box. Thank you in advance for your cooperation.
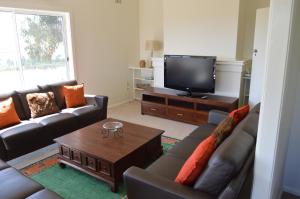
[0,8,74,93]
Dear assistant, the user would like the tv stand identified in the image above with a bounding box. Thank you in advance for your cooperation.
[141,87,239,125]
[177,91,208,99]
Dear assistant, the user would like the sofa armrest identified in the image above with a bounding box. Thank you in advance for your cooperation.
[208,110,229,125]
[85,95,108,119]
[124,167,214,199]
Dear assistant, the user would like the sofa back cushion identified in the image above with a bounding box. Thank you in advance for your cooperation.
[0,92,25,120]
[46,80,78,109]
[16,87,42,119]
[193,104,260,195]
[193,130,255,195]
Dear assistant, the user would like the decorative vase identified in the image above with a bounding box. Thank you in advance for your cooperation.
[139,60,146,68]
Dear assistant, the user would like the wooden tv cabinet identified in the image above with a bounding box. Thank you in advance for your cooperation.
[141,87,239,125]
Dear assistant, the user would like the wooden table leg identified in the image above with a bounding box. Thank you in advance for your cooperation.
[110,182,118,193]
[59,162,66,169]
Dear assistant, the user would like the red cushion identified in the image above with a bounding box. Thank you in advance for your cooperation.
[229,105,250,125]
[63,84,86,108]
[0,97,21,129]
[175,135,217,185]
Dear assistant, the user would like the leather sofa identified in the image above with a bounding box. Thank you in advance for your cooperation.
[124,104,260,199]
[0,80,108,161]
[0,159,62,199]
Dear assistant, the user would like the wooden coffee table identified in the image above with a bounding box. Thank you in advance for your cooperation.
[54,118,164,192]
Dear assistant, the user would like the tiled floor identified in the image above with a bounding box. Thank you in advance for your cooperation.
[109,100,198,140]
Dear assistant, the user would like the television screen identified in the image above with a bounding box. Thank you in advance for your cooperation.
[164,55,216,94]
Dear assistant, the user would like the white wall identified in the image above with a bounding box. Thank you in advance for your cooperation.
[163,0,240,59]
[283,0,300,196]
[237,0,270,59]
[0,0,140,107]
[139,0,163,59]
[252,0,298,198]
[139,0,270,60]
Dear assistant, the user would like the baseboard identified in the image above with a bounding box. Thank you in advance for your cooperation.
[108,99,133,109]
[283,186,300,196]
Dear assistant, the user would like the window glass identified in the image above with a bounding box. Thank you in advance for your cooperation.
[0,10,73,93]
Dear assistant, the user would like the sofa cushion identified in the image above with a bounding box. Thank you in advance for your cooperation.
[48,80,78,109]
[0,167,43,199]
[62,105,102,126]
[0,159,9,171]
[63,84,86,108]
[31,113,78,138]
[187,124,216,139]
[240,112,260,138]
[26,92,59,118]
[26,189,62,199]
[193,130,255,195]
[0,91,25,120]
[168,137,206,160]
[175,135,217,185]
[147,154,186,180]
[16,87,42,119]
[0,97,21,129]
[229,105,250,125]
[0,121,44,152]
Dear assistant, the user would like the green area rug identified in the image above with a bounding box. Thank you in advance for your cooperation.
[30,142,174,199]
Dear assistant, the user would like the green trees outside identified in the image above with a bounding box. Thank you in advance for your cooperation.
[21,15,64,66]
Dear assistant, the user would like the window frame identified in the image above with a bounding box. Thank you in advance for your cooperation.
[0,7,75,90]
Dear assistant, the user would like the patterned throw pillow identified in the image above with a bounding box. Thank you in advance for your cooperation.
[26,92,59,118]
[212,105,250,146]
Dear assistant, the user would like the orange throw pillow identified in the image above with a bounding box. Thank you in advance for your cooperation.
[0,97,21,129]
[229,105,250,125]
[175,135,217,185]
[63,84,86,108]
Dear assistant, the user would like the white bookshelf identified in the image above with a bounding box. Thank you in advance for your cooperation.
[129,66,154,100]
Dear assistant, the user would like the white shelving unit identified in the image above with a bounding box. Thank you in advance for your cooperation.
[129,67,154,100]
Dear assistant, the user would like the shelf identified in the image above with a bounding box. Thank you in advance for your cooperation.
[134,77,154,81]
[129,67,154,71]
[134,87,145,91]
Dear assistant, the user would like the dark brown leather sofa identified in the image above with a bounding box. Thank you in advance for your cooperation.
[124,104,260,199]
[0,80,108,161]
[0,159,62,199]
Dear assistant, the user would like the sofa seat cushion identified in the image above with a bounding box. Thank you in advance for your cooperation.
[31,113,78,138]
[32,113,75,125]
[0,167,43,199]
[0,159,9,171]
[26,189,62,199]
[168,137,205,160]
[147,154,186,180]
[0,121,44,151]
[62,105,102,126]
[62,105,100,116]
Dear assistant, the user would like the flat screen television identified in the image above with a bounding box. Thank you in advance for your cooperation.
[164,55,216,97]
